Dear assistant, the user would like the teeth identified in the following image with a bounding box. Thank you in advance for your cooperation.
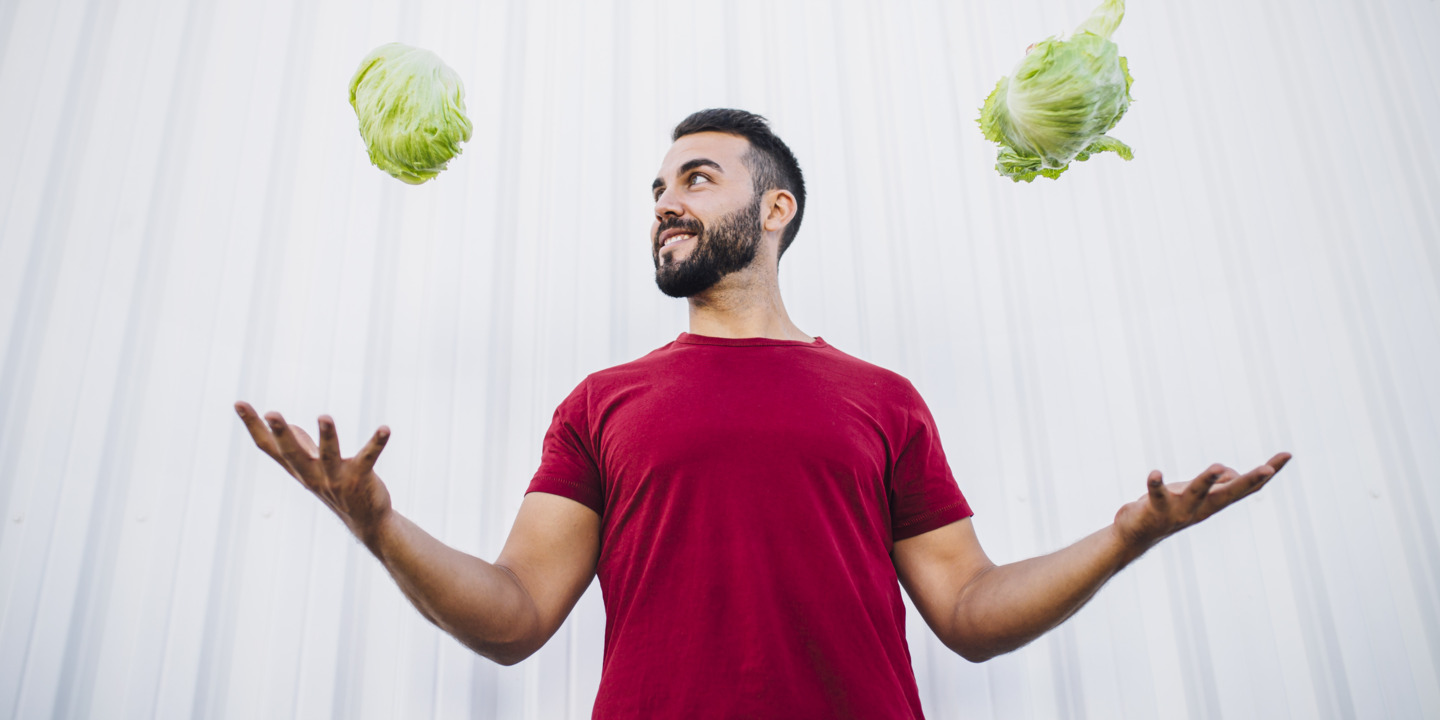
[663,233,695,248]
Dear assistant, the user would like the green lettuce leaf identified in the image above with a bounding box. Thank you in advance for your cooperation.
[978,0,1134,183]
[348,43,473,185]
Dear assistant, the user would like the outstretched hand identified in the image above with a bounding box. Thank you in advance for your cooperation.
[1114,452,1292,551]
[235,401,394,550]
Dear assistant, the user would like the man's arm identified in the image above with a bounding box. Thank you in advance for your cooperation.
[235,402,599,666]
[892,453,1291,663]
[368,493,598,665]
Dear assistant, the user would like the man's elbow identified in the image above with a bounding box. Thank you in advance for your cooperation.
[465,636,542,667]
[939,626,1021,664]
[956,646,1002,664]
[443,612,547,667]
[944,637,1003,664]
[486,648,533,667]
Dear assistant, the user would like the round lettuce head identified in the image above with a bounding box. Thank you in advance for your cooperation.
[348,43,473,185]
[978,0,1135,182]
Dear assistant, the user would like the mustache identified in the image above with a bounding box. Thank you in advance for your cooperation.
[654,217,703,246]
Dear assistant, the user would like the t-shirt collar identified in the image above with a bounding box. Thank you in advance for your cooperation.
[676,332,828,348]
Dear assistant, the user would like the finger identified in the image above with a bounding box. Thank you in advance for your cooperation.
[319,415,343,477]
[1267,452,1293,473]
[1211,465,1241,487]
[1184,464,1224,511]
[267,412,322,483]
[236,402,289,465]
[1212,454,1290,499]
[1146,470,1169,510]
[355,425,392,474]
[236,402,276,448]
[1203,464,1276,509]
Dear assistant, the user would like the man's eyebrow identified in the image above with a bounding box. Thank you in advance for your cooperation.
[653,158,724,191]
[679,158,723,175]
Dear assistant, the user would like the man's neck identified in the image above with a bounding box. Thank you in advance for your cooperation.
[685,265,813,342]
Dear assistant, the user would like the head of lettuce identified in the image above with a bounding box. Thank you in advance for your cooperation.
[978,0,1134,183]
[349,43,473,185]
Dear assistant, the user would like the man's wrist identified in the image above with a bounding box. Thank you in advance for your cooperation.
[1106,522,1157,570]
[359,508,400,560]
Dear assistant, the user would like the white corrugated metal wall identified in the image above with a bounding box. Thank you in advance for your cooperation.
[1,0,1437,717]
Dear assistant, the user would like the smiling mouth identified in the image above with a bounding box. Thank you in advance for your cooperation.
[661,233,696,250]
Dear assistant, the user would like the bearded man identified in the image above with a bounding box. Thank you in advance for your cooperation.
[236,109,1290,719]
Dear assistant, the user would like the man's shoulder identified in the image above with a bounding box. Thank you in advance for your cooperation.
[553,340,683,402]
[814,343,920,395]
[584,340,682,381]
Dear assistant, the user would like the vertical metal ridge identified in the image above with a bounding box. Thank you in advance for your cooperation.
[1166,1,1334,718]
[464,1,527,716]
[996,186,1086,720]
[933,2,1014,713]
[1103,170,1218,718]
[0,0,61,238]
[866,1,918,376]
[330,185,403,720]
[430,0,484,713]
[608,0,631,366]
[2,0,116,709]
[1260,0,1440,711]
[1346,0,1440,298]
[0,0,25,76]
[333,0,418,700]
[830,6,870,357]
[1081,8,1226,716]
[187,0,325,717]
[182,0,320,715]
[1124,2,1265,716]
[1095,172,1163,720]
[46,0,212,717]
[0,0,105,543]
[722,0,739,106]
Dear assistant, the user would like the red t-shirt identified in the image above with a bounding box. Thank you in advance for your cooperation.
[527,333,972,719]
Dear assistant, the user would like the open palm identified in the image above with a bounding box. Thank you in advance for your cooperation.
[1114,452,1292,549]
[235,402,394,549]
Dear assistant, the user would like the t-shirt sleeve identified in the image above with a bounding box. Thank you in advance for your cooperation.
[889,383,973,541]
[526,378,605,516]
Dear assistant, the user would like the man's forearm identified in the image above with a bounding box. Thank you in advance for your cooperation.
[947,524,1148,661]
[367,511,542,665]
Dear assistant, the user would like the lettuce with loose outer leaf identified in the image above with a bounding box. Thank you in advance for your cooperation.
[978,0,1134,182]
[348,43,473,185]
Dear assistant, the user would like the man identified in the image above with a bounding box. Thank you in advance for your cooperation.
[236,109,1290,718]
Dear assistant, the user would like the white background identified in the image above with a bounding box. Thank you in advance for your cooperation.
[1,0,1438,717]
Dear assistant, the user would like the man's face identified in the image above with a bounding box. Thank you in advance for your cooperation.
[650,132,765,298]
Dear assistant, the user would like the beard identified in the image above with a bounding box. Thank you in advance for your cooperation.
[653,195,764,298]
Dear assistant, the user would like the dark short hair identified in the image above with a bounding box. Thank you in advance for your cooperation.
[671,109,807,259]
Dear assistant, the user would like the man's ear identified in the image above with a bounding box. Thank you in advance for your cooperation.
[763,189,798,234]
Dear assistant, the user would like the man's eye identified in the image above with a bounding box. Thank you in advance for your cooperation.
[688,174,710,186]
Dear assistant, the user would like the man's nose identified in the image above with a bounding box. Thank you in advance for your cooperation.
[654,186,683,220]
